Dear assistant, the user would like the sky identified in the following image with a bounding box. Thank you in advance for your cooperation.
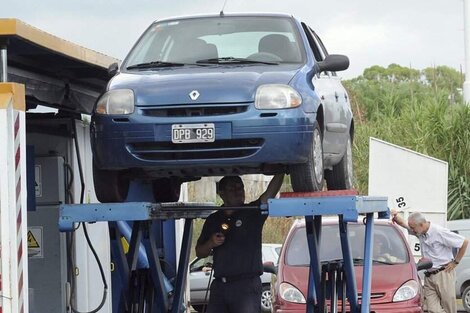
[1,0,467,79]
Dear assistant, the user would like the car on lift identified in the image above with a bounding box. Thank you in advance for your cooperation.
[90,13,354,203]
[189,243,282,313]
[271,219,432,312]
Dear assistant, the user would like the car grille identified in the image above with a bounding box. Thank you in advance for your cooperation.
[127,139,264,160]
[357,292,385,300]
[140,103,249,117]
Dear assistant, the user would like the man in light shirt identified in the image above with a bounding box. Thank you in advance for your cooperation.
[391,210,468,313]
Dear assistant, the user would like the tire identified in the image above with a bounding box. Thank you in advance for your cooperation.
[191,304,206,313]
[463,285,470,312]
[92,161,129,203]
[290,122,324,192]
[325,136,354,190]
[152,178,182,202]
[261,285,272,312]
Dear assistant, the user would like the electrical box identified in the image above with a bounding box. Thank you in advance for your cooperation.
[28,156,67,313]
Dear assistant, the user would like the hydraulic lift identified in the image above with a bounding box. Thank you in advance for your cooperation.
[59,189,388,313]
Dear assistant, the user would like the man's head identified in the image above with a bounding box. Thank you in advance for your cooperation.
[408,212,429,235]
[218,176,245,206]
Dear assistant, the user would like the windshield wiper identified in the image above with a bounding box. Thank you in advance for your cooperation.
[196,57,278,65]
[372,259,395,265]
[126,61,186,70]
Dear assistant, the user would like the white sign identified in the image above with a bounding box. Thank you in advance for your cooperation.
[35,164,42,197]
[28,226,43,258]
[368,137,448,259]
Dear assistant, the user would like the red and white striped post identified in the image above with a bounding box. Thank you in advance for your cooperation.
[0,82,28,313]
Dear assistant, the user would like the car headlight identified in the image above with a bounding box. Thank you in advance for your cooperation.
[255,84,302,109]
[279,282,306,303]
[95,89,134,115]
[393,280,419,302]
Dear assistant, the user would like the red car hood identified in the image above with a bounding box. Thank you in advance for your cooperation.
[282,263,417,304]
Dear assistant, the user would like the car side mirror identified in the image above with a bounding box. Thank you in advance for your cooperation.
[108,62,119,77]
[263,261,277,275]
[316,54,349,73]
[416,258,433,271]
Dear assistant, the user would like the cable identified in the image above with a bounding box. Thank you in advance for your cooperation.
[68,223,108,313]
[201,266,214,313]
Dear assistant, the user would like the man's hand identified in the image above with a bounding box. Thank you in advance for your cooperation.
[444,261,457,272]
[390,208,398,220]
[211,232,225,248]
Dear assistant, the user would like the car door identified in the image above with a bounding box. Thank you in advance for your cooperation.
[189,256,214,304]
[302,23,350,159]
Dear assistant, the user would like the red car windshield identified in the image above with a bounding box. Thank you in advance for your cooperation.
[286,224,409,266]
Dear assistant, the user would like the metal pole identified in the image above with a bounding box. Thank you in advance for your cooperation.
[0,46,7,82]
[464,0,470,104]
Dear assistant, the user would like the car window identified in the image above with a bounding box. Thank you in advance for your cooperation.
[275,247,282,257]
[286,224,409,266]
[190,256,213,272]
[124,16,305,67]
[301,23,323,62]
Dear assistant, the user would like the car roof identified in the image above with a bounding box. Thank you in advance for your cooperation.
[156,12,294,23]
[447,219,470,231]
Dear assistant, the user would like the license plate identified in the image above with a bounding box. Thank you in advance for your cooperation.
[171,123,215,143]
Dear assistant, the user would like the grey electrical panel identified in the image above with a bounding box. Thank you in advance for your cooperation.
[28,156,67,313]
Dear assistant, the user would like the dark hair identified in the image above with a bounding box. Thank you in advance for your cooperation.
[218,176,243,193]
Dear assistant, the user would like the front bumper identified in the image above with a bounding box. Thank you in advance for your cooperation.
[92,105,315,176]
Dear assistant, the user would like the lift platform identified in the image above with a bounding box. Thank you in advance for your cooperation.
[59,191,388,313]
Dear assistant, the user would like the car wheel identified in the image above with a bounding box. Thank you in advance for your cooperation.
[261,285,272,312]
[191,304,206,313]
[325,136,354,190]
[463,285,470,312]
[152,178,182,202]
[290,122,324,192]
[92,161,129,203]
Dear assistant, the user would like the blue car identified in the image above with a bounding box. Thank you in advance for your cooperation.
[91,13,354,203]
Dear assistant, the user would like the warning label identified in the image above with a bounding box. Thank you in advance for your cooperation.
[27,227,43,258]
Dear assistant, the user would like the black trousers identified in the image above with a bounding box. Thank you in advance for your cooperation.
[206,276,262,313]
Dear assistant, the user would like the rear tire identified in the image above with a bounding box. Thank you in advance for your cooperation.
[92,161,129,203]
[325,136,354,190]
[290,122,324,192]
[152,178,182,202]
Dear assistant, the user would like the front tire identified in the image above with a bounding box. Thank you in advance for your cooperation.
[92,161,129,203]
[325,136,354,190]
[261,285,272,312]
[290,122,324,192]
[463,285,470,312]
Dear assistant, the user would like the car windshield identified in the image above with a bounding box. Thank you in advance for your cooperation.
[286,224,409,266]
[124,16,305,69]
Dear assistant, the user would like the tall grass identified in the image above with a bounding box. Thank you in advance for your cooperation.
[346,78,470,220]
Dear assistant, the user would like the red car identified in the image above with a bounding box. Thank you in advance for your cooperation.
[271,219,429,313]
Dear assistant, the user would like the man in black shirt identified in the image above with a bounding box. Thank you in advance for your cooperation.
[195,174,284,313]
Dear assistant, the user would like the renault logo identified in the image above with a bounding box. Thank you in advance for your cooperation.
[189,90,200,100]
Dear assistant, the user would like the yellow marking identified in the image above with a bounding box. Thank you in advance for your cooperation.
[27,230,40,248]
[0,19,119,68]
[121,237,129,254]
[0,83,25,111]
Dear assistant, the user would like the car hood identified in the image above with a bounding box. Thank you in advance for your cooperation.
[281,263,416,304]
[109,65,302,105]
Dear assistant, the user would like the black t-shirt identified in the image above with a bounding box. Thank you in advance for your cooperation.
[196,201,267,278]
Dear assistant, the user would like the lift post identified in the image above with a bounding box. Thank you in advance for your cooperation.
[59,192,387,313]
